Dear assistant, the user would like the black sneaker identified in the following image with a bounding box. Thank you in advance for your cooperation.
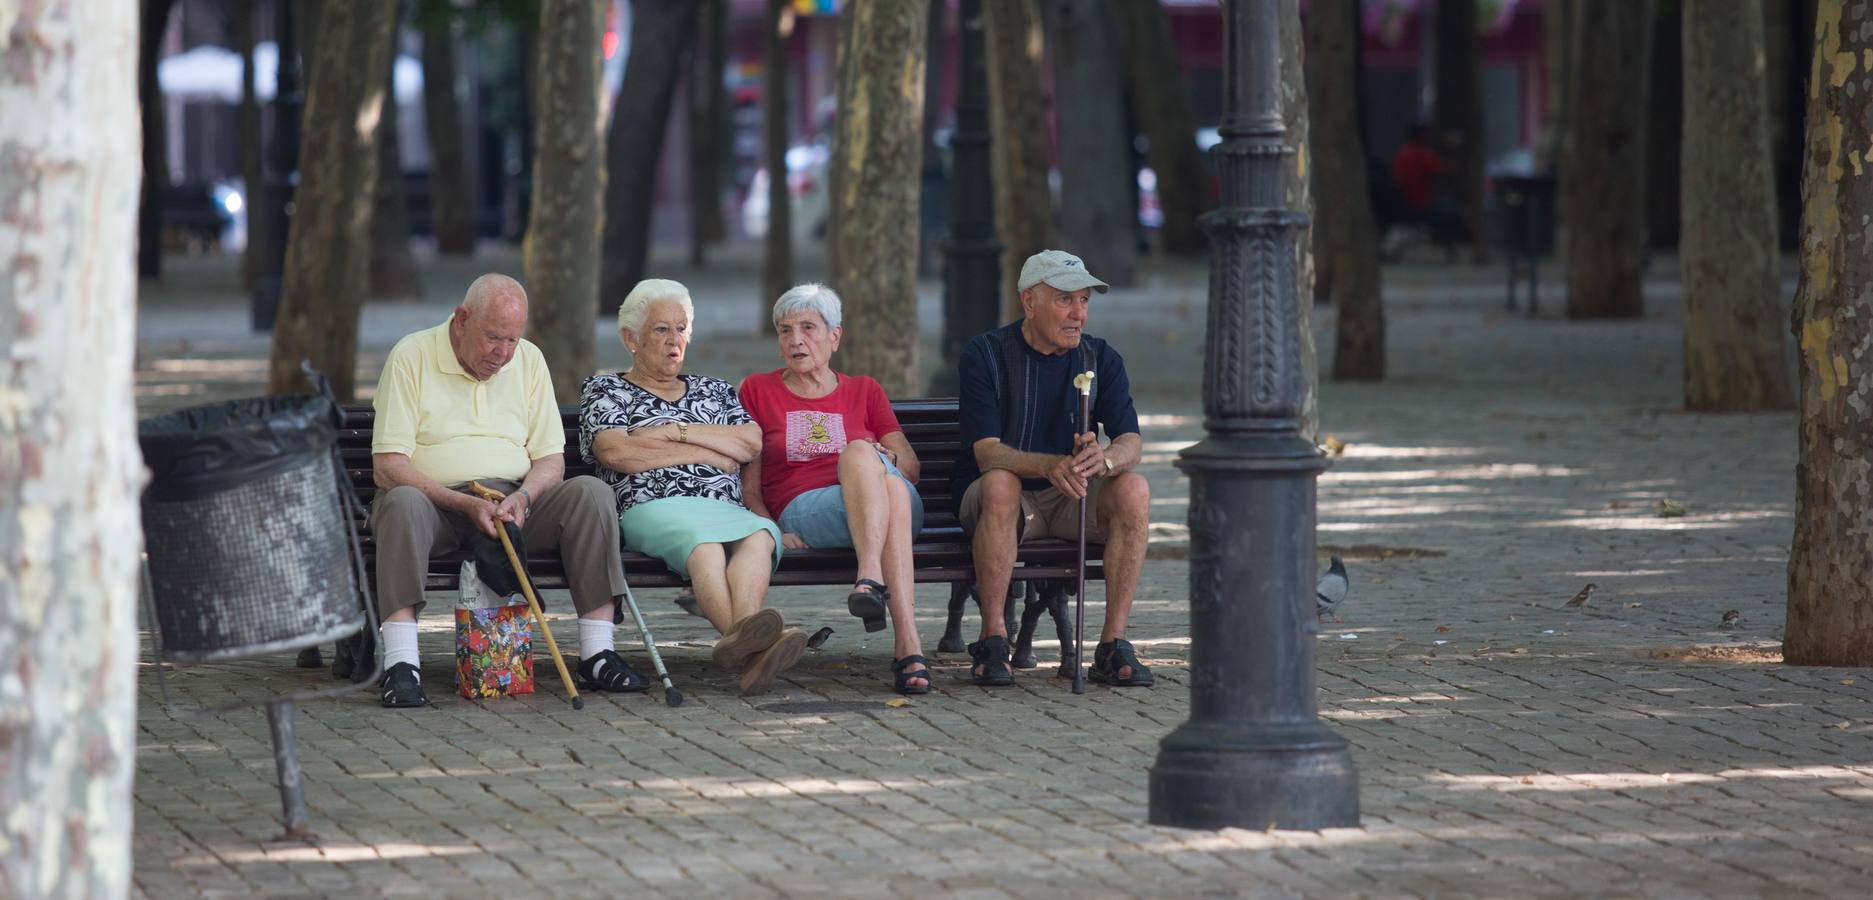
[379,662,427,708]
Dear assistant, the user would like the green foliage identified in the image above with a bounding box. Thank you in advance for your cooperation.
[412,0,542,36]
[411,0,542,136]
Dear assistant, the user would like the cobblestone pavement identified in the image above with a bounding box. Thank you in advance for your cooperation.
[131,247,1873,898]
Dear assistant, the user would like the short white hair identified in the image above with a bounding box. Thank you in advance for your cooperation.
[617,278,695,339]
[771,282,842,331]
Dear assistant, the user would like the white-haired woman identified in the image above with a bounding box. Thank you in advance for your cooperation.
[579,278,805,696]
[739,283,930,695]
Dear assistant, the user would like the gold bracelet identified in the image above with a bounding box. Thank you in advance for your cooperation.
[678,422,689,443]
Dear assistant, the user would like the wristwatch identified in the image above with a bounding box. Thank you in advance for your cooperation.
[1102,457,1115,475]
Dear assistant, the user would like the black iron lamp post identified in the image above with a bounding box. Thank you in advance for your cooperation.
[251,0,302,333]
[933,0,1001,396]
[1146,0,1360,831]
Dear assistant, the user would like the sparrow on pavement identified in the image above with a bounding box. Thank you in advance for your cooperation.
[1563,583,1597,607]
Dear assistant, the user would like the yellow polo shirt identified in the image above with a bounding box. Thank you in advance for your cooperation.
[371,320,562,486]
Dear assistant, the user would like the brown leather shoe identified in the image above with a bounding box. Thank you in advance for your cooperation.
[711,608,784,672]
[738,628,807,696]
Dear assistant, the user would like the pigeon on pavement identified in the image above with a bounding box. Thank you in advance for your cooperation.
[1316,555,1349,622]
[1564,583,1597,607]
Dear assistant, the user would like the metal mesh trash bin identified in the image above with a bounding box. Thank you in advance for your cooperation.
[138,385,375,842]
[139,395,364,661]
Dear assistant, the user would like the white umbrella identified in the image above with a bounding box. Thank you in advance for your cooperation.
[158,42,422,105]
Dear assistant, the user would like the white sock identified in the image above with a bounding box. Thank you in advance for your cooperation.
[579,619,615,674]
[382,621,420,680]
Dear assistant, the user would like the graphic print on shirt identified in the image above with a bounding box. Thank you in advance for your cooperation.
[786,410,847,462]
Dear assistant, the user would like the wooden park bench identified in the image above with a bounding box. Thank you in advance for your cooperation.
[335,399,1103,667]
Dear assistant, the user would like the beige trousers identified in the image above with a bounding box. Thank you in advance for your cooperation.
[368,475,626,621]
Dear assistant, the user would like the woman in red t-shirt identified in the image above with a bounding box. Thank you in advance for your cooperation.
[740,283,931,695]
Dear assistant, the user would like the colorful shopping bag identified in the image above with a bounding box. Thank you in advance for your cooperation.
[455,603,534,698]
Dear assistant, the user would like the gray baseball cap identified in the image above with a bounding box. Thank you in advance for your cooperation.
[1017,249,1109,294]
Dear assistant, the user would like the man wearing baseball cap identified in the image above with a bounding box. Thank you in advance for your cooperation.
[951,249,1152,688]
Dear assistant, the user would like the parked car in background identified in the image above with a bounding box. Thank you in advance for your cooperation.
[741,141,831,244]
[159,179,246,254]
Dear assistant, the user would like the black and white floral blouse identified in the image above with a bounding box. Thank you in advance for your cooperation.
[579,373,754,513]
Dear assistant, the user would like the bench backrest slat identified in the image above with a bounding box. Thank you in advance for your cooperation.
[339,401,967,519]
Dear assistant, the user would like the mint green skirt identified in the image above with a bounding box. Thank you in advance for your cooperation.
[618,497,783,579]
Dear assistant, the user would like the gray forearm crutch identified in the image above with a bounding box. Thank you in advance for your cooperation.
[620,583,683,707]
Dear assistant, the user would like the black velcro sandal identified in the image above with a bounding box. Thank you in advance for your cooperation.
[380,662,428,708]
[966,635,1015,687]
[847,578,889,633]
[1088,638,1154,687]
[577,649,650,693]
[892,654,933,695]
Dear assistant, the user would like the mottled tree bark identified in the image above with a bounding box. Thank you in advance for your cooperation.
[1310,0,1383,381]
[1648,3,1683,249]
[1562,0,1653,319]
[266,1,398,399]
[422,21,478,255]
[370,17,423,300]
[760,0,793,329]
[689,0,729,268]
[984,0,1051,323]
[1680,0,1791,412]
[599,0,698,310]
[526,0,604,404]
[0,5,142,896]
[1434,0,1488,263]
[1279,0,1318,440]
[1113,0,1209,256]
[138,0,178,279]
[1041,0,1135,288]
[828,0,927,395]
[239,0,267,290]
[1786,0,1873,667]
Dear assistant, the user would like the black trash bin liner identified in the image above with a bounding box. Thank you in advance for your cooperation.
[139,395,364,663]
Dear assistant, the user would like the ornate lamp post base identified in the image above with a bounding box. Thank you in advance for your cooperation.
[1151,722,1359,829]
[1149,431,1359,830]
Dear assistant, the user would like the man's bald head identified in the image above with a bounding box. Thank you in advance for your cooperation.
[451,274,528,380]
[461,273,528,319]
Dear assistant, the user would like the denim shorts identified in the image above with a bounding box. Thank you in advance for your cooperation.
[777,449,924,549]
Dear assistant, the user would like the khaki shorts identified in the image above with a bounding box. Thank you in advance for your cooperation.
[958,476,1108,543]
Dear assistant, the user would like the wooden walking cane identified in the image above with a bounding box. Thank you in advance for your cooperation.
[468,482,583,710]
[1071,370,1096,695]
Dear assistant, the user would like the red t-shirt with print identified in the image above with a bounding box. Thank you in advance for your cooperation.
[738,370,903,518]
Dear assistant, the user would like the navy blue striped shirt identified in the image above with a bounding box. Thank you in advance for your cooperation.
[953,320,1139,513]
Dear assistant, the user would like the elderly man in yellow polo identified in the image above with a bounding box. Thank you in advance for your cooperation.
[369,273,643,707]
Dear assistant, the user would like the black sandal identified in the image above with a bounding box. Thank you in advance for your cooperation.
[967,635,1015,687]
[892,655,933,695]
[1088,638,1154,687]
[847,578,889,633]
[577,649,650,693]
